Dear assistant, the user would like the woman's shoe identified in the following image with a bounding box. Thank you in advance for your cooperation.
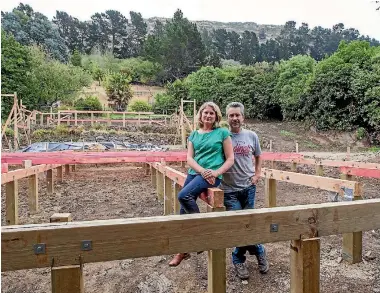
[168,253,191,267]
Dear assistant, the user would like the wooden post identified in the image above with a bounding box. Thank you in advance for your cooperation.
[151,165,157,188]
[74,111,78,126]
[58,112,61,126]
[157,161,164,202]
[65,165,70,175]
[47,169,54,195]
[57,166,63,183]
[341,173,362,264]
[164,176,173,215]
[290,238,320,293]
[6,180,18,225]
[123,113,125,127]
[315,164,324,176]
[144,163,150,175]
[50,213,84,293]
[71,165,76,172]
[264,178,277,207]
[296,142,299,153]
[207,189,226,293]
[291,162,297,172]
[173,183,181,214]
[107,112,111,126]
[91,113,94,126]
[270,140,273,152]
[51,265,84,293]
[23,160,38,213]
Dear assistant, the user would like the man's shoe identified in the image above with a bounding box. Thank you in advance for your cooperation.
[256,248,269,274]
[168,253,190,267]
[234,263,249,280]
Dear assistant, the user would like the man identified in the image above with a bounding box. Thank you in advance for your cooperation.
[219,102,269,280]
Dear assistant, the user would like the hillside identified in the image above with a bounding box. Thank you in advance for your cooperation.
[145,17,283,42]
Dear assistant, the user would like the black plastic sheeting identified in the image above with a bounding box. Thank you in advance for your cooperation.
[19,142,167,152]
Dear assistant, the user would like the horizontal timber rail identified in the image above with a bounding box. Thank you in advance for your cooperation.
[1,151,303,165]
[340,166,380,179]
[261,168,362,198]
[2,199,380,272]
[1,164,61,184]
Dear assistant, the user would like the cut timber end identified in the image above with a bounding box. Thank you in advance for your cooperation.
[50,213,72,223]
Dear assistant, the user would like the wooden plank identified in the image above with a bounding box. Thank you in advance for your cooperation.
[157,167,164,202]
[2,199,380,271]
[290,238,320,293]
[340,166,380,179]
[65,165,70,175]
[22,160,32,168]
[28,174,38,213]
[261,168,361,196]
[51,265,84,293]
[278,158,380,170]
[5,181,18,225]
[1,164,61,184]
[265,178,277,207]
[208,206,226,293]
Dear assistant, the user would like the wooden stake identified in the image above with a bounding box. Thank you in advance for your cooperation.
[290,238,320,293]
[28,174,38,213]
[315,164,324,176]
[173,183,181,214]
[291,162,297,172]
[264,178,277,207]
[65,165,70,175]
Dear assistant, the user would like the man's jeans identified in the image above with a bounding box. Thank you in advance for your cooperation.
[224,185,265,264]
[178,174,221,214]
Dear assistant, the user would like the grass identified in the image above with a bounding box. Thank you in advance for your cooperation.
[279,130,297,138]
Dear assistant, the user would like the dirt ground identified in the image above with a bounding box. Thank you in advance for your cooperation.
[1,156,379,293]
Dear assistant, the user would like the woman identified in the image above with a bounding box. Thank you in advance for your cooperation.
[169,101,234,267]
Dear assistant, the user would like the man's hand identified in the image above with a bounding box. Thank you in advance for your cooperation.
[251,174,260,185]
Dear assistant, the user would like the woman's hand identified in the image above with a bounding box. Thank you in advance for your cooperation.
[201,169,218,185]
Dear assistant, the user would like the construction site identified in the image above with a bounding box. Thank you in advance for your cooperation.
[1,92,380,293]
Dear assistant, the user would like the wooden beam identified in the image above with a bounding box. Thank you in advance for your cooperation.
[5,180,18,225]
[261,168,361,196]
[2,199,380,271]
[2,163,9,173]
[277,158,380,170]
[290,238,320,293]
[340,166,380,179]
[1,164,61,184]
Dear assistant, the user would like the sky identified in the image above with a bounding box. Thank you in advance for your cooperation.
[2,0,380,40]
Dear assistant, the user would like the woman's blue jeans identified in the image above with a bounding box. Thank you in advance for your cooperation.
[178,174,221,214]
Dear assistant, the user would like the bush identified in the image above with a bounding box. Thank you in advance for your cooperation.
[74,96,102,111]
[129,101,152,112]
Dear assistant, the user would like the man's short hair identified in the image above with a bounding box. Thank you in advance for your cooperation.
[226,102,245,117]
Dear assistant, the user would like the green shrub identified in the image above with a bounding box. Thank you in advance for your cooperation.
[129,101,152,112]
[74,96,102,111]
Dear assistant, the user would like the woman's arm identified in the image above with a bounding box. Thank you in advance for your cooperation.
[215,136,234,176]
[187,141,206,174]
[203,136,234,179]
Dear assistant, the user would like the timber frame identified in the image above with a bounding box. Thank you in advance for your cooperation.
[1,150,380,293]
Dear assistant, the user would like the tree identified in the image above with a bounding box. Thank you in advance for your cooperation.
[71,49,82,66]
[240,31,259,65]
[1,4,69,62]
[104,72,133,110]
